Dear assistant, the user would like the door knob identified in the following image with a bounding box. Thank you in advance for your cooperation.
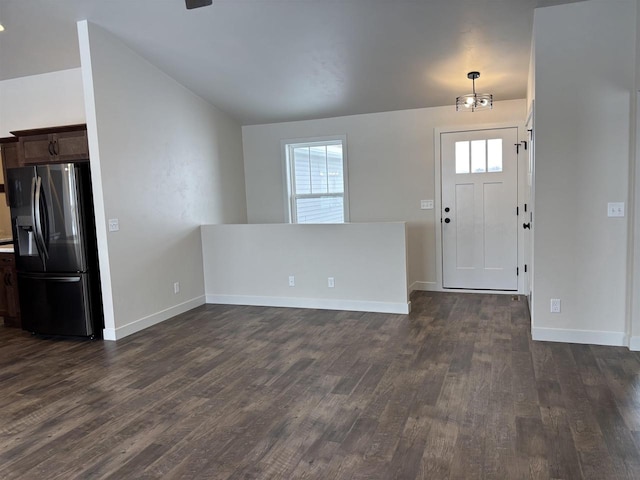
[444,218,451,224]
[523,222,531,229]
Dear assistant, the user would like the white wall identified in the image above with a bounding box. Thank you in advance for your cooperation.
[0,68,85,137]
[78,21,247,340]
[628,0,640,349]
[532,0,636,346]
[631,90,640,349]
[202,222,409,313]
[242,99,526,290]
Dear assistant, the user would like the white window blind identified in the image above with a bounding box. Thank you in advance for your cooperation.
[286,138,348,224]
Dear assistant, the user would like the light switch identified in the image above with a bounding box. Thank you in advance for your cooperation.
[421,200,434,210]
[108,218,120,232]
[607,202,625,218]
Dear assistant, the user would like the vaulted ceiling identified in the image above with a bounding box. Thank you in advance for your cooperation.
[0,0,584,125]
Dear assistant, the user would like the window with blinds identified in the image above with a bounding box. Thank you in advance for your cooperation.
[285,137,348,224]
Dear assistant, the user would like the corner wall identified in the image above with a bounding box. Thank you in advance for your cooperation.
[78,21,247,340]
[532,0,636,346]
[242,99,526,290]
[629,0,640,349]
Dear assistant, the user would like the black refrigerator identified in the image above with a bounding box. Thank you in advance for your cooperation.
[7,162,102,338]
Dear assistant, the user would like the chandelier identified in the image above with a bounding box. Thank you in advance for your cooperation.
[456,71,493,112]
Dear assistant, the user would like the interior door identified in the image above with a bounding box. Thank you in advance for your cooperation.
[524,106,535,306]
[441,127,518,290]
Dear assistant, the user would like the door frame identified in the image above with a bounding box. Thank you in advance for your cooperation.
[524,102,535,312]
[434,122,527,294]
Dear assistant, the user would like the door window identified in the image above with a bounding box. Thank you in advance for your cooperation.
[455,138,503,174]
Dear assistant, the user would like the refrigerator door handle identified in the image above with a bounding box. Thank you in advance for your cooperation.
[32,176,49,267]
[19,273,81,282]
[39,176,50,252]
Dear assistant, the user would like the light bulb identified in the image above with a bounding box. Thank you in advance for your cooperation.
[0,24,5,32]
[465,97,475,106]
[479,98,488,107]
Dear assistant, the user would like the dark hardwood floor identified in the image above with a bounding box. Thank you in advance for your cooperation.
[1,291,640,479]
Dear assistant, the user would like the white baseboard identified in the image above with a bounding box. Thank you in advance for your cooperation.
[409,281,438,292]
[531,327,626,347]
[205,294,410,315]
[629,336,640,351]
[102,295,206,341]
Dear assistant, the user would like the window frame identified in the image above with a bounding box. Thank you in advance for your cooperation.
[282,135,350,224]
[454,138,504,175]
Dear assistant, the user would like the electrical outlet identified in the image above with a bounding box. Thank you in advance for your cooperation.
[174,282,180,294]
[550,298,561,313]
[108,218,119,232]
[288,275,295,287]
[328,277,335,288]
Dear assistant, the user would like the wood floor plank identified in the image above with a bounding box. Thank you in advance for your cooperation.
[1,292,639,479]
[540,405,583,480]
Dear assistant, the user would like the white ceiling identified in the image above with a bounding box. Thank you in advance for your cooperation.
[0,0,583,125]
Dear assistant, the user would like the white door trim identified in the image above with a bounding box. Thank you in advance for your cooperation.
[432,121,527,294]
[524,102,535,316]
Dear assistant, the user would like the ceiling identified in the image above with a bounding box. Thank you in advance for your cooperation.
[0,0,584,125]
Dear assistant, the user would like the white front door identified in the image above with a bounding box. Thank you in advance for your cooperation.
[441,127,518,290]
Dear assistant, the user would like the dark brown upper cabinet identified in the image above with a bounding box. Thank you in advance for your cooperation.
[0,138,20,170]
[0,137,19,206]
[11,124,89,165]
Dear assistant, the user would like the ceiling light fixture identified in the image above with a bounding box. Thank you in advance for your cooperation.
[185,0,212,9]
[0,24,5,32]
[456,71,492,112]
